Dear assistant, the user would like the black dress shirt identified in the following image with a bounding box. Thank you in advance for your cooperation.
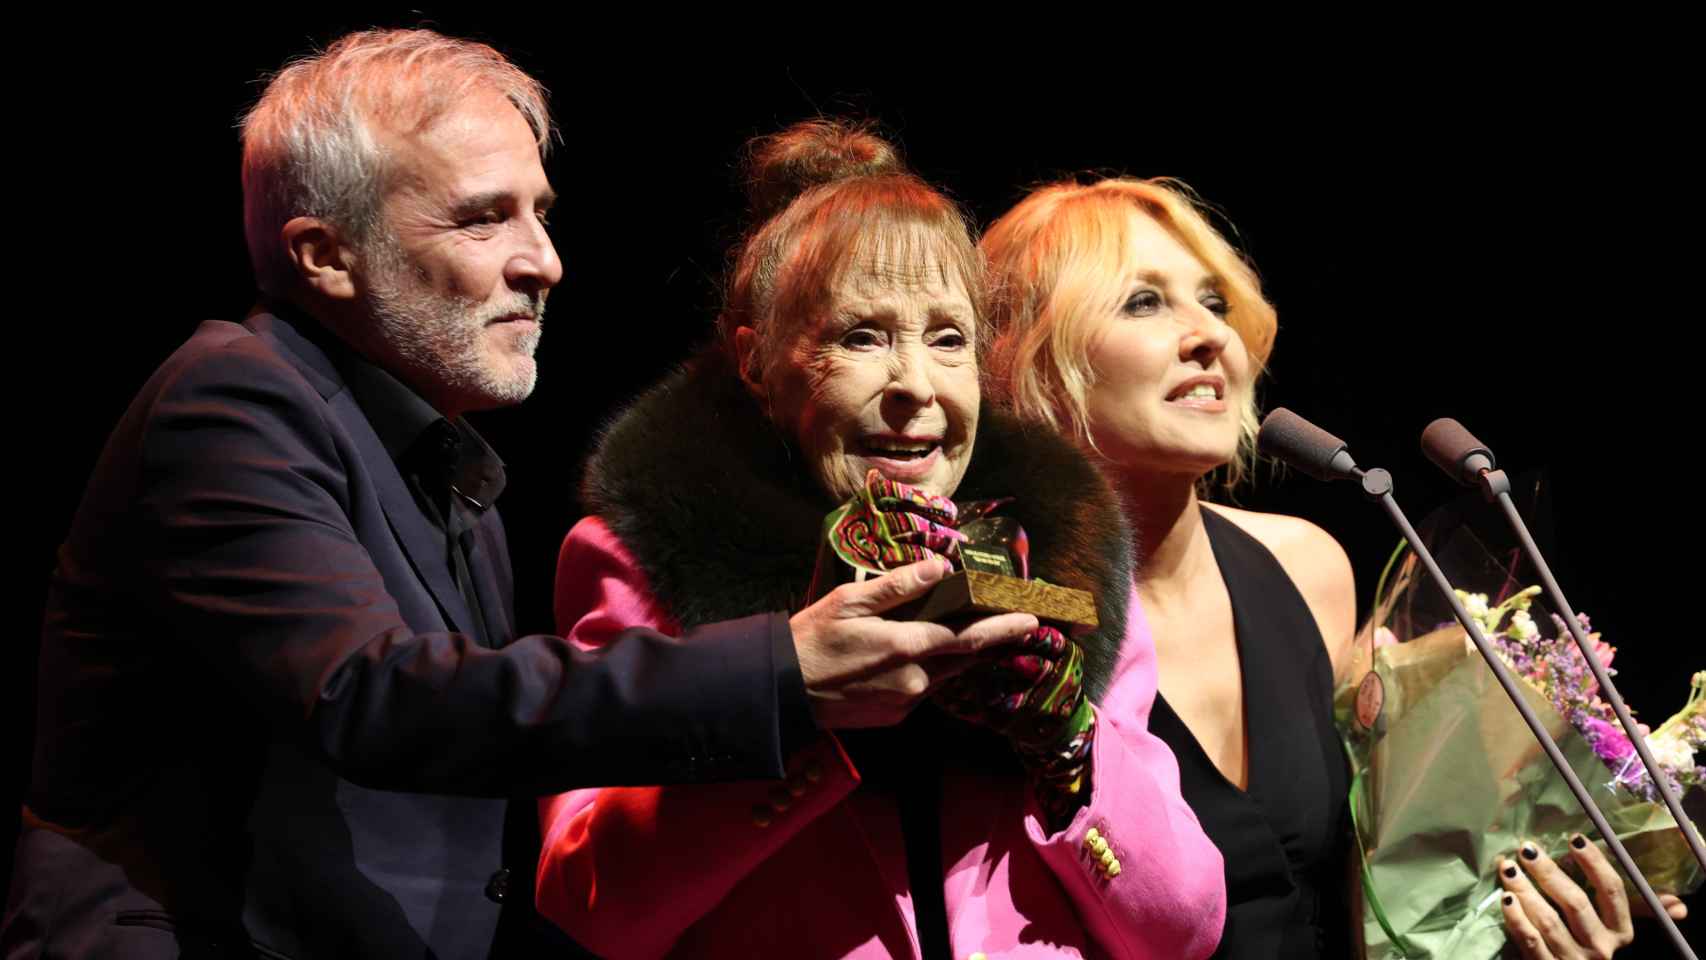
[338,354,507,649]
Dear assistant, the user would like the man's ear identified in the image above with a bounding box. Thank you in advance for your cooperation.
[281,216,360,301]
[733,326,765,403]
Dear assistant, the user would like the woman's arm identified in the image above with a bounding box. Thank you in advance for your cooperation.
[536,518,860,960]
[1023,708,1229,960]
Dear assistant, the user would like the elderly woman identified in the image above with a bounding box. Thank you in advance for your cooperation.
[978,177,1680,959]
[535,122,1226,959]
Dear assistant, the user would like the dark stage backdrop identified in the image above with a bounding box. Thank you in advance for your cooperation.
[15,18,1701,953]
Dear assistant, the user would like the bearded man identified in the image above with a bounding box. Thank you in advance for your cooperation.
[3,29,1028,958]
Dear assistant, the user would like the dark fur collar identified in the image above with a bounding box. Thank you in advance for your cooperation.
[582,349,1135,702]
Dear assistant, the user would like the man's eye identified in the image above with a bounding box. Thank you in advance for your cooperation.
[1122,290,1162,316]
[462,211,504,228]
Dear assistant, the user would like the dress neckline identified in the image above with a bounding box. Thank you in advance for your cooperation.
[1151,507,1256,796]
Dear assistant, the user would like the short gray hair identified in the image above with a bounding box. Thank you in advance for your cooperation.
[241,29,552,294]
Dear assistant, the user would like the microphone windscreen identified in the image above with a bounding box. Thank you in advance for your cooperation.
[1421,418,1495,486]
[1258,408,1357,481]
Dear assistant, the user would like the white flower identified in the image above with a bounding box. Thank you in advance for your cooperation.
[1646,734,1697,772]
[1507,586,1541,613]
[1508,610,1539,642]
[1460,591,1490,620]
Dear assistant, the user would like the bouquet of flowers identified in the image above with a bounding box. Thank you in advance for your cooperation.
[1464,585,1705,806]
[1339,529,1703,959]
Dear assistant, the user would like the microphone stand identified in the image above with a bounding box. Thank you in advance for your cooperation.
[1356,465,1696,958]
[1470,463,1705,871]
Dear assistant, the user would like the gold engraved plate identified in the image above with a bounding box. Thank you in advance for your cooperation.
[959,545,1016,576]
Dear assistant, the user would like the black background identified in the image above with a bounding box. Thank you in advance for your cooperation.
[13,16,1701,954]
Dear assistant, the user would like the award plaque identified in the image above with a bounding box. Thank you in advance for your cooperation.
[815,478,1098,631]
[908,513,1098,630]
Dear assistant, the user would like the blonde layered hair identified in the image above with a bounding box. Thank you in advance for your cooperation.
[982,178,1277,489]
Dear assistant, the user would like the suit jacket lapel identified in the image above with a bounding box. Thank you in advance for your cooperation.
[329,388,478,636]
[250,308,478,636]
[464,518,513,645]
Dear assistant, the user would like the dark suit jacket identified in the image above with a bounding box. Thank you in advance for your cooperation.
[5,308,800,958]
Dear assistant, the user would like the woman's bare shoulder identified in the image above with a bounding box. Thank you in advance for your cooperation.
[1203,503,1359,680]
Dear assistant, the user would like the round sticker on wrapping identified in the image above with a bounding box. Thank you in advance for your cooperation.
[1355,670,1385,730]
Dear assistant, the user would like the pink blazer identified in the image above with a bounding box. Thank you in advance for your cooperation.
[538,518,1226,959]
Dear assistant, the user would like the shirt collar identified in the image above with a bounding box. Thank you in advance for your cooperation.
[262,298,507,510]
[437,418,507,511]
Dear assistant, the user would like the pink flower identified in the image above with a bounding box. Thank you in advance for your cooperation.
[1374,626,1399,649]
[1580,715,1635,764]
[1592,639,1615,669]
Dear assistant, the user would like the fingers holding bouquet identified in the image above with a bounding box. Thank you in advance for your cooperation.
[1497,835,1687,959]
[1348,549,1703,957]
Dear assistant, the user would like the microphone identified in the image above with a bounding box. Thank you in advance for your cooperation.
[1256,408,1358,481]
[1259,409,1697,959]
[1422,418,1704,872]
[1420,417,1495,486]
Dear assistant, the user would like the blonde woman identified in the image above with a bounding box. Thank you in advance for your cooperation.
[981,177,1661,959]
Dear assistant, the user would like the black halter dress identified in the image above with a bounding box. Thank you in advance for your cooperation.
[1147,508,1354,959]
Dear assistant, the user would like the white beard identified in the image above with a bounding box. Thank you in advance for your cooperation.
[362,233,545,410]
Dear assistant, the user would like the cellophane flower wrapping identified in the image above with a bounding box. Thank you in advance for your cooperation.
[1338,521,1702,959]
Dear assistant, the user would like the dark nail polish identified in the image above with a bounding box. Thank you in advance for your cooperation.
[1520,843,1539,861]
[1571,835,1587,850]
[1503,894,1514,906]
[1503,865,1518,879]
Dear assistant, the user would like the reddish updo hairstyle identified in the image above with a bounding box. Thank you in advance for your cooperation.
[720,119,984,378]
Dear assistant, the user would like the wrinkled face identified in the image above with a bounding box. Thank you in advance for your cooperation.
[1081,211,1251,480]
[357,88,562,415]
[759,252,979,503]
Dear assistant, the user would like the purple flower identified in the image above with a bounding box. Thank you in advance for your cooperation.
[1580,715,1635,764]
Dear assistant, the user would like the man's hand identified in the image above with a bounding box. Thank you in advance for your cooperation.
[792,557,1037,730]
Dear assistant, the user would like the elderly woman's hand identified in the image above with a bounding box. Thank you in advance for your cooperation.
[826,470,966,575]
[933,626,1077,737]
[1497,836,1687,959]
[934,626,1096,829]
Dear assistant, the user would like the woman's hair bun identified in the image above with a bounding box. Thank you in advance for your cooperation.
[742,118,905,221]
